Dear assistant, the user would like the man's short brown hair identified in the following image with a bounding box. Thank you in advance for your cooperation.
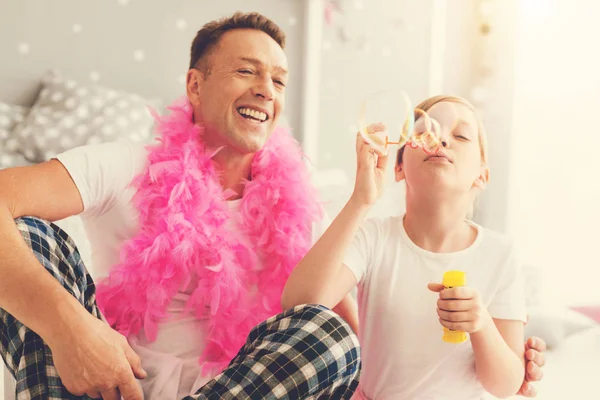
[189,11,286,71]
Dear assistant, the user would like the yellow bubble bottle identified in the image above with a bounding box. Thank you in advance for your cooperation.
[442,270,468,343]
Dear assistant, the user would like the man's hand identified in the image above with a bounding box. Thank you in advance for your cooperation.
[47,313,146,399]
[517,336,546,397]
[428,283,492,333]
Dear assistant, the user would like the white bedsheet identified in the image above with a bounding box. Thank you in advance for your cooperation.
[485,326,600,400]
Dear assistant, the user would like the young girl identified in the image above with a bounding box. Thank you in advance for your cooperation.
[282,95,527,399]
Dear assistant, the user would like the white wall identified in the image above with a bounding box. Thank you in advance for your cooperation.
[0,0,309,137]
[315,0,436,175]
[311,0,481,219]
[310,0,523,231]
[301,0,438,218]
[462,0,519,232]
[508,0,600,306]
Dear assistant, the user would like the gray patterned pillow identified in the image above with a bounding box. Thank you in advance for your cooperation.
[13,71,162,162]
[0,102,31,169]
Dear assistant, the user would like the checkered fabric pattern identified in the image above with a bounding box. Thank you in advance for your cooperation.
[0,217,100,399]
[187,304,361,400]
[1,217,361,399]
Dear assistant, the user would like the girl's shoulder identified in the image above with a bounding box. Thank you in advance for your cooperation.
[468,221,515,254]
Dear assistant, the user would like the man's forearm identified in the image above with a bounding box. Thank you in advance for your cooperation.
[471,316,525,398]
[0,207,87,345]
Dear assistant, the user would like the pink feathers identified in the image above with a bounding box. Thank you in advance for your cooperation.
[96,96,322,373]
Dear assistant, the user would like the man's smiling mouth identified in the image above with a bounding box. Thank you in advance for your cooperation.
[237,107,268,122]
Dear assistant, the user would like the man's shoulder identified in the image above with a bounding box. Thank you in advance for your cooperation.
[58,139,149,174]
[89,139,148,161]
[55,139,151,214]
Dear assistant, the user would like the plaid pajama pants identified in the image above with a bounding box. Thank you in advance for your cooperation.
[0,217,361,400]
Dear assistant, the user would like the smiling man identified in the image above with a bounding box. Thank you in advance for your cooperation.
[0,12,360,400]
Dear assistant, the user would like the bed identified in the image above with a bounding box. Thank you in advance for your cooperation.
[3,211,599,399]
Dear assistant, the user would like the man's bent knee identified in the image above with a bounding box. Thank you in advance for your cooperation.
[286,304,361,369]
[14,216,92,304]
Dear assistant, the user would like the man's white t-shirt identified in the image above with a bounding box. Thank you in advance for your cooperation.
[56,140,329,399]
[343,216,527,400]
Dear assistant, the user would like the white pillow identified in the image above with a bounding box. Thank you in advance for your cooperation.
[521,264,596,348]
[524,306,597,349]
[12,70,162,163]
[0,102,31,169]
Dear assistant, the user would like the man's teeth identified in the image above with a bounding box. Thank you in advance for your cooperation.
[238,108,267,122]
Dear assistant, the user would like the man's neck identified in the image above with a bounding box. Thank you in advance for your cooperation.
[198,122,255,200]
[211,147,254,200]
[403,190,476,253]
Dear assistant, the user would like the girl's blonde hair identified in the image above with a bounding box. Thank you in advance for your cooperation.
[396,95,489,168]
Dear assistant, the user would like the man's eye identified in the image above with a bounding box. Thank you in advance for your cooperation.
[238,69,253,75]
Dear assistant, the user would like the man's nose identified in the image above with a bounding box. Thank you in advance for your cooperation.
[252,79,274,101]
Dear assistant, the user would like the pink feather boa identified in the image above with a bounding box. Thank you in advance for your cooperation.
[96,96,322,373]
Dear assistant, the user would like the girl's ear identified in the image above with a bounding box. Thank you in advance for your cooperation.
[473,165,490,189]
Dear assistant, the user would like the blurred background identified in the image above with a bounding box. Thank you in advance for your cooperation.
[0,0,598,399]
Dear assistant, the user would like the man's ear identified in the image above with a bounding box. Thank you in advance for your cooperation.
[395,162,406,182]
[186,68,205,108]
[473,165,490,189]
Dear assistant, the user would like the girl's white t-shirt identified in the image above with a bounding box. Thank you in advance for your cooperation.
[343,216,527,400]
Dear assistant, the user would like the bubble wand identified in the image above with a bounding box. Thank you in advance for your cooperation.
[358,91,444,155]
